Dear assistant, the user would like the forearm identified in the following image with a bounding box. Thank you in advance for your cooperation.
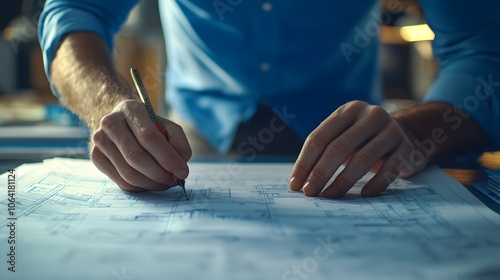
[51,32,137,132]
[392,102,491,160]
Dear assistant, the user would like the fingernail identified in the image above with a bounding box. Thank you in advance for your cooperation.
[289,177,301,190]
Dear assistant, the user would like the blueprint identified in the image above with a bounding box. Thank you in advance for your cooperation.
[1,158,500,280]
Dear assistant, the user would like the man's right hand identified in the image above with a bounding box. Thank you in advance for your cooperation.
[90,100,192,191]
[48,33,191,191]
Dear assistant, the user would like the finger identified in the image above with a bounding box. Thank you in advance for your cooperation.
[160,118,192,162]
[90,145,145,192]
[302,106,390,197]
[120,101,189,178]
[93,127,174,191]
[343,152,385,173]
[369,159,384,173]
[289,101,368,191]
[342,153,355,167]
[360,142,412,197]
[322,123,403,198]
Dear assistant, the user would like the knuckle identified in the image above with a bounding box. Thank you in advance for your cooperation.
[327,138,350,159]
[100,114,119,132]
[344,100,368,112]
[309,167,329,184]
[368,105,389,121]
[118,100,141,119]
[124,148,146,167]
[122,99,140,111]
[293,160,310,176]
[352,149,377,168]
[138,130,158,147]
[306,131,327,150]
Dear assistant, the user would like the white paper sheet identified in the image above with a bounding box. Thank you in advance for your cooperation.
[1,158,499,280]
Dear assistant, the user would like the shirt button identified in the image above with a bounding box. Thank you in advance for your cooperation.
[260,62,271,72]
[262,2,273,12]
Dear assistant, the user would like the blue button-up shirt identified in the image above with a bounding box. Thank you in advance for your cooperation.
[39,0,500,152]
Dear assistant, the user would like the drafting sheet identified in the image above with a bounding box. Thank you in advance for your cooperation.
[1,158,500,280]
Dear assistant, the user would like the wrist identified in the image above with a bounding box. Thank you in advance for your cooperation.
[88,86,137,131]
[393,109,438,164]
[392,102,491,161]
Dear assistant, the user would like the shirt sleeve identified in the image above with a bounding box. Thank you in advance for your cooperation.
[419,0,500,149]
[38,0,139,95]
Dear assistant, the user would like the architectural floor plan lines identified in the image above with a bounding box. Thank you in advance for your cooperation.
[1,159,500,279]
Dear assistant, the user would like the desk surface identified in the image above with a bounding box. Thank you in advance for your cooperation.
[441,152,500,214]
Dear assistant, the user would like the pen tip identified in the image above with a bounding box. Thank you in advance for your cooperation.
[176,179,188,200]
[175,179,184,187]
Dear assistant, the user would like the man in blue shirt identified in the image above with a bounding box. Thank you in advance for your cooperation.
[39,0,500,198]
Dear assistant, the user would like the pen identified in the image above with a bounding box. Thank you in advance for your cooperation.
[130,67,189,200]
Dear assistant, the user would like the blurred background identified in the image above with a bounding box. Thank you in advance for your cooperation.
[0,0,438,164]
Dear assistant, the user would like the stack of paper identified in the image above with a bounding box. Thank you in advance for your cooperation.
[1,158,500,280]
[486,171,500,197]
[0,125,89,160]
[474,170,500,205]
